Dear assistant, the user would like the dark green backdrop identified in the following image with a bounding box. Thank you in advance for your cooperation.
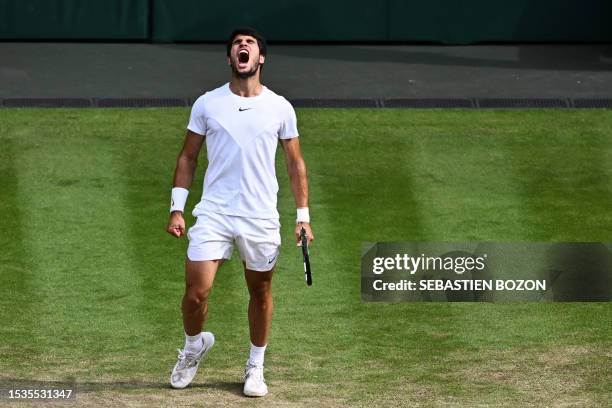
[1,0,610,43]
[0,0,149,40]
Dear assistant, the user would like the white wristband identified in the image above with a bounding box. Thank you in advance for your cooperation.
[170,187,189,213]
[296,207,310,224]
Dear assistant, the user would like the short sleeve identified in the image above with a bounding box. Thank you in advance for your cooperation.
[187,95,207,136]
[278,101,298,140]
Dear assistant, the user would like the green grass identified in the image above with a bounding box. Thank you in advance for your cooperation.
[0,108,610,407]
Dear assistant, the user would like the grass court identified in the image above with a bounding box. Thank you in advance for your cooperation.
[1,108,611,407]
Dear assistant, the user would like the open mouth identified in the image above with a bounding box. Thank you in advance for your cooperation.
[238,50,249,64]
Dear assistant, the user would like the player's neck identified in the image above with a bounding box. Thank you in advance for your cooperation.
[229,76,263,98]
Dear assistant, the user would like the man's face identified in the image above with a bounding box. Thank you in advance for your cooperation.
[228,35,265,79]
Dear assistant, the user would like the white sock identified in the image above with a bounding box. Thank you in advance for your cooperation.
[248,343,267,367]
[184,332,203,354]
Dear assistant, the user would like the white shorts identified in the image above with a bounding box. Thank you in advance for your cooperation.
[187,210,281,272]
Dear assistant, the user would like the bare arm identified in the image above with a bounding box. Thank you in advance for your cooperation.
[167,130,205,237]
[173,130,206,189]
[281,137,314,245]
[281,137,308,207]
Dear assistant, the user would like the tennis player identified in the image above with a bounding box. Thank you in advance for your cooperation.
[166,27,314,397]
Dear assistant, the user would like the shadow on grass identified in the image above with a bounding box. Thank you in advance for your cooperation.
[0,378,244,396]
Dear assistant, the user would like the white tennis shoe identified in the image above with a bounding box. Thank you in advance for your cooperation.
[243,362,268,397]
[170,332,215,389]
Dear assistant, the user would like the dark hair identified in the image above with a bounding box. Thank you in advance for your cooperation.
[226,27,267,57]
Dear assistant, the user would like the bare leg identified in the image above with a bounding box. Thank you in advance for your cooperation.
[182,259,222,335]
[244,267,274,346]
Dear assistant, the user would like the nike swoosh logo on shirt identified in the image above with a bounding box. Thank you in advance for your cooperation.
[238,107,253,111]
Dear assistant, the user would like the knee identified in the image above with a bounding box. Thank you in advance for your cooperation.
[250,284,272,303]
[184,287,210,310]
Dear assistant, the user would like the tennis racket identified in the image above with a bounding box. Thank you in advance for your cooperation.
[300,227,312,286]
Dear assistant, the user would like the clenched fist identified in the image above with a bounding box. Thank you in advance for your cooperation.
[167,211,186,238]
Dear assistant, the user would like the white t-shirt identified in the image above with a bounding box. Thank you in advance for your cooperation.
[187,83,298,219]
